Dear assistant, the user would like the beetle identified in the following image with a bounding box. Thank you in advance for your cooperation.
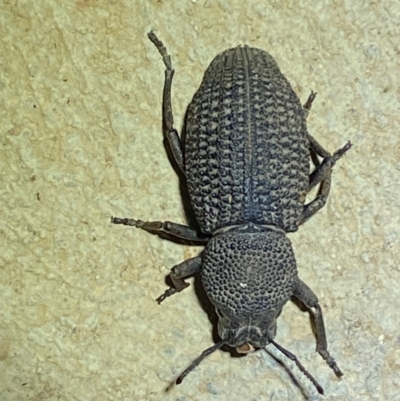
[112,32,351,394]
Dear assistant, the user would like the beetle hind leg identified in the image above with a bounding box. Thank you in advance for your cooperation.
[148,31,185,174]
[303,90,317,119]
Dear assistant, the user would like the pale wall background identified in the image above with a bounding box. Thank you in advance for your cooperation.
[1,1,399,401]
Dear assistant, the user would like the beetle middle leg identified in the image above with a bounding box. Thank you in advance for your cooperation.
[292,278,343,378]
[299,138,351,224]
[111,217,208,244]
[308,137,351,190]
[111,216,205,302]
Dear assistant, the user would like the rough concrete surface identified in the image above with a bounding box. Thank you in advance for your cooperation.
[1,1,399,400]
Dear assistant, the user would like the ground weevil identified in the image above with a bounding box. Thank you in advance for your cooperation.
[112,32,351,394]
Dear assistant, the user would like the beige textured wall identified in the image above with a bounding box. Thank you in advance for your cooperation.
[1,1,399,400]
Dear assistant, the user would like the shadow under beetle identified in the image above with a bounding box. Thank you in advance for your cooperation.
[112,32,351,394]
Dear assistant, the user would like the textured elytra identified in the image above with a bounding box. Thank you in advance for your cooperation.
[185,46,310,234]
[201,228,296,320]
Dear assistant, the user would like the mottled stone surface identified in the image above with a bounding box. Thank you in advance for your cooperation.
[1,1,399,400]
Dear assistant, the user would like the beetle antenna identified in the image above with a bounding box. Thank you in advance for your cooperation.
[269,339,324,395]
[176,340,226,384]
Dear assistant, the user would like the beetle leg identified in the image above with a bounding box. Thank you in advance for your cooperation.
[156,256,202,303]
[148,31,184,174]
[111,217,209,244]
[299,135,332,224]
[308,140,351,191]
[308,133,331,158]
[299,140,351,224]
[299,174,332,224]
[303,90,317,119]
[307,136,350,191]
[292,278,343,378]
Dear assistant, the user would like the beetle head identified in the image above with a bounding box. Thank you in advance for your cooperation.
[215,306,281,352]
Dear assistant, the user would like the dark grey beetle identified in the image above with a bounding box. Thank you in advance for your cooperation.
[112,32,351,394]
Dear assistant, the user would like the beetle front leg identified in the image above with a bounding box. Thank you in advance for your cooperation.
[157,256,202,304]
[292,278,343,378]
[111,217,209,244]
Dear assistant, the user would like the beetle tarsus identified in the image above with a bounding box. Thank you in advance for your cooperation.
[156,288,178,304]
